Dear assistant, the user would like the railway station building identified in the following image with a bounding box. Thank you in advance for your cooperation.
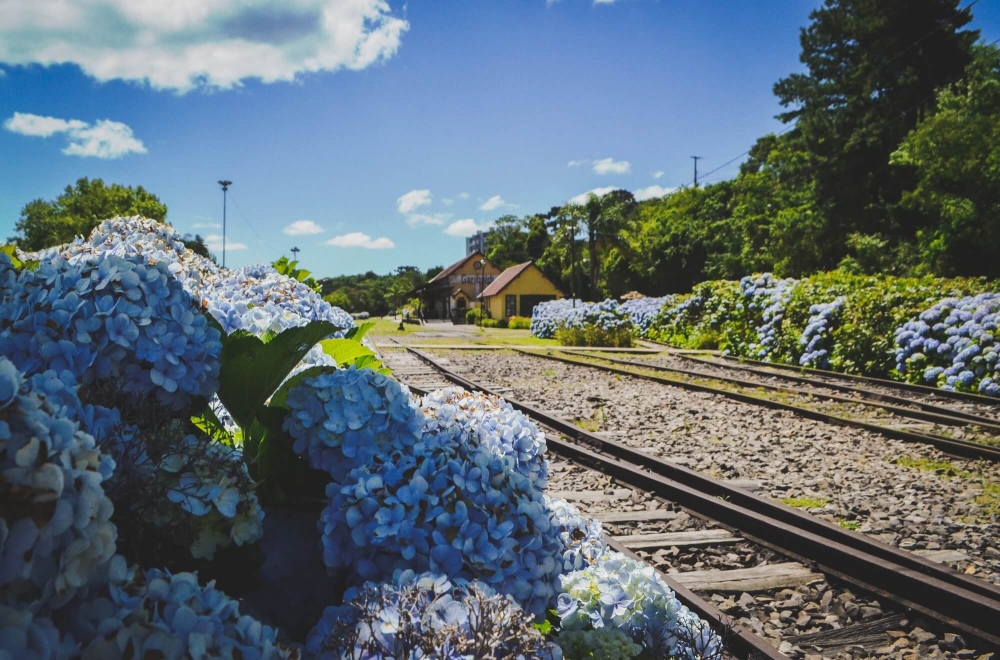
[410,251,503,321]
[478,261,563,320]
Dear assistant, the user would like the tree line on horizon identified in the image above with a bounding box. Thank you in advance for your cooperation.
[480,0,1000,300]
[8,1,999,311]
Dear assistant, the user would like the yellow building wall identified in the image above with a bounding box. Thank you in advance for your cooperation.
[484,265,563,319]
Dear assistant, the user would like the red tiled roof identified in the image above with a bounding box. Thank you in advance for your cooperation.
[478,261,533,298]
[430,252,487,283]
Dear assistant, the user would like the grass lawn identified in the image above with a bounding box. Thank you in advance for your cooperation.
[369,319,560,347]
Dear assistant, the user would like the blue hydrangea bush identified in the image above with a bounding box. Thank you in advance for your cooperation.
[619,296,677,339]
[3,216,725,657]
[0,356,290,660]
[530,299,629,339]
[0,251,222,411]
[306,570,554,660]
[798,296,846,369]
[895,293,1000,395]
[557,552,722,660]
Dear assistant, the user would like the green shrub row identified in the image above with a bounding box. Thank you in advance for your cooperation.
[649,271,991,378]
[555,325,633,348]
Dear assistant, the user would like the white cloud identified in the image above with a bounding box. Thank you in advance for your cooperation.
[592,157,630,175]
[4,112,145,158]
[441,198,454,206]
[568,186,616,205]
[4,112,85,137]
[397,189,432,214]
[0,0,409,93]
[405,212,450,227]
[191,222,222,229]
[326,232,394,249]
[205,234,248,251]
[479,195,507,211]
[283,219,324,235]
[567,159,587,167]
[457,192,470,199]
[633,185,676,202]
[652,171,665,179]
[593,0,621,4]
[444,219,490,237]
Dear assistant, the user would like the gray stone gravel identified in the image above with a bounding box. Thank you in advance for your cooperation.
[438,349,1000,587]
[625,353,1000,445]
[545,455,992,660]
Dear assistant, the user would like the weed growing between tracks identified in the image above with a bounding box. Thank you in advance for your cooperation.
[894,456,1000,522]
[780,497,829,509]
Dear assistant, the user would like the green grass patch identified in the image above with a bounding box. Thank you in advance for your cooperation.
[894,456,970,477]
[975,481,1000,519]
[541,368,557,377]
[780,496,828,509]
[838,519,861,531]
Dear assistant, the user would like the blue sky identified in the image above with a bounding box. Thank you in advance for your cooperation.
[3,0,999,277]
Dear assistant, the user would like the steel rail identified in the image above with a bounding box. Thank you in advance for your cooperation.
[569,350,1000,433]
[403,346,1000,648]
[716,353,1000,406]
[666,352,1000,427]
[520,348,1000,462]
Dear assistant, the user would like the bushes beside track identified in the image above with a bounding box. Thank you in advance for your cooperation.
[532,271,1000,393]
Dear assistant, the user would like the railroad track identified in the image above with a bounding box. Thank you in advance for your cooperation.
[517,348,1000,462]
[380,344,1000,659]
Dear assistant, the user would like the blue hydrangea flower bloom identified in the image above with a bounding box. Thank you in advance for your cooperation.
[0,358,118,613]
[1,250,222,410]
[894,293,1000,395]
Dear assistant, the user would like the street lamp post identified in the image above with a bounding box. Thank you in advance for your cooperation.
[218,180,232,267]
[290,246,300,261]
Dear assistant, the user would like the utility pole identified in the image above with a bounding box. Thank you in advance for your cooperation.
[290,246,300,261]
[690,156,702,187]
[217,180,232,267]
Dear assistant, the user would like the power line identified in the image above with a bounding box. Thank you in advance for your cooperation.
[225,190,265,242]
[685,0,984,189]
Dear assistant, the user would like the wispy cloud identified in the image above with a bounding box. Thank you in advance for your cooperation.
[4,112,146,158]
[405,212,451,227]
[283,219,324,235]
[0,0,409,93]
[479,195,511,211]
[442,198,454,206]
[568,186,616,205]
[634,185,676,201]
[397,189,432,214]
[444,219,491,237]
[652,171,665,180]
[205,234,248,251]
[191,222,222,229]
[592,157,630,175]
[326,232,395,249]
[567,159,587,167]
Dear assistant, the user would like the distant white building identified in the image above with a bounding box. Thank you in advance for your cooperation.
[466,230,487,256]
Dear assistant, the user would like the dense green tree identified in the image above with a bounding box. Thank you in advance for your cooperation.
[181,234,215,261]
[318,266,432,315]
[485,215,530,268]
[726,133,825,276]
[774,0,977,252]
[537,206,582,299]
[622,184,734,294]
[577,190,636,300]
[11,178,168,250]
[890,44,1000,277]
[525,215,551,261]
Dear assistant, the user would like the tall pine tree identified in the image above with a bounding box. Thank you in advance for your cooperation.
[774,0,977,264]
